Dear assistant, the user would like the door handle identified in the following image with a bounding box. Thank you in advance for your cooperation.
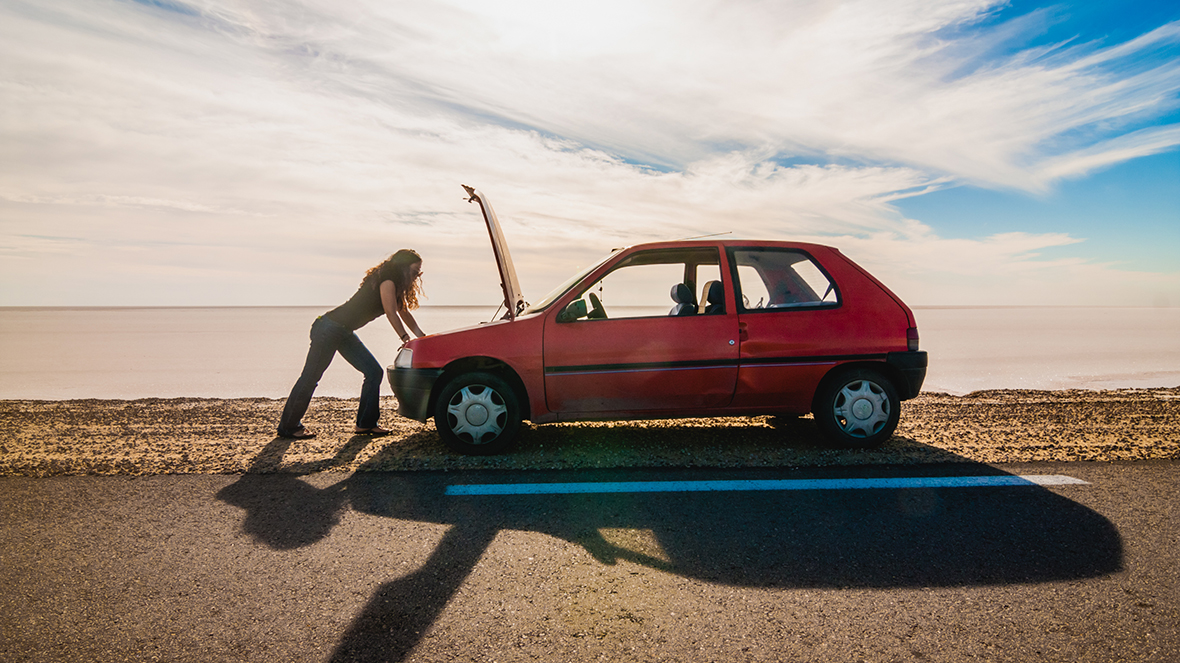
[738,322,748,342]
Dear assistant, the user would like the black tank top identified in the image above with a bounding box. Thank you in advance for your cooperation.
[323,265,397,331]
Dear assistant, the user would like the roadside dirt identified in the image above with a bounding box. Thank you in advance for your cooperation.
[1,389,1177,477]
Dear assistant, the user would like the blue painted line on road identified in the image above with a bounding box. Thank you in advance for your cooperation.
[445,475,1088,496]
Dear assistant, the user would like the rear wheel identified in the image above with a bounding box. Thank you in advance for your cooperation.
[433,371,522,455]
[813,368,899,448]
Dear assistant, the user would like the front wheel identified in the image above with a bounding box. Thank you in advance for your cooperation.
[433,371,522,455]
[813,368,900,448]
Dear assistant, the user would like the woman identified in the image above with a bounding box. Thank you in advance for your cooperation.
[277,249,426,439]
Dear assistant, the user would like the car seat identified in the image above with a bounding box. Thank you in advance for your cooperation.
[700,280,724,314]
[587,292,607,319]
[669,283,697,316]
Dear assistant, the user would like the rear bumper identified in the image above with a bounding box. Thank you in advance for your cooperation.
[387,367,444,422]
[886,351,927,400]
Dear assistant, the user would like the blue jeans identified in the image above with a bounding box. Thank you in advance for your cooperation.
[277,316,384,435]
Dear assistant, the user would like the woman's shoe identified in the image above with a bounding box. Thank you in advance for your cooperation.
[354,426,392,437]
[279,427,316,439]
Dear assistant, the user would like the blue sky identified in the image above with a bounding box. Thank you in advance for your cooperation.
[896,151,1180,271]
[896,1,1180,281]
[1,0,1178,308]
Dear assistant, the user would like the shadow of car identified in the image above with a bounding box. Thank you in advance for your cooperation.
[218,449,1120,663]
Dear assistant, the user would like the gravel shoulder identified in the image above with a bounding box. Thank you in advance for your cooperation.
[1,388,1177,477]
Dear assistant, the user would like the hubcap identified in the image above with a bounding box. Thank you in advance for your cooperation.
[446,385,507,445]
[833,380,890,438]
[465,403,489,426]
[851,398,874,420]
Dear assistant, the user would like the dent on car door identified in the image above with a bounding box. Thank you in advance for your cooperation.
[544,247,739,413]
[729,247,845,411]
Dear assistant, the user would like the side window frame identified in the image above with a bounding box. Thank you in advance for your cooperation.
[725,247,842,313]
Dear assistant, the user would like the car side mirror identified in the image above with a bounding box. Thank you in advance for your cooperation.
[557,299,588,322]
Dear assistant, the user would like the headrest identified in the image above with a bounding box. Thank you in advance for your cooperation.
[705,280,724,304]
[670,282,694,304]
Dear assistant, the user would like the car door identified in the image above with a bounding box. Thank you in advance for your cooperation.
[544,247,740,413]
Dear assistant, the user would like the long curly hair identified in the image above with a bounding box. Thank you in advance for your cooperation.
[364,249,423,311]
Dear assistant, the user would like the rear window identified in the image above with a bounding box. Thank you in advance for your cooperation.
[730,248,839,311]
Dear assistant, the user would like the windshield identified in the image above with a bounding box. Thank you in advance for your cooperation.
[521,249,622,315]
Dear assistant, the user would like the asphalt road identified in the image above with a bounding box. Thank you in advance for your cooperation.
[2,461,1177,662]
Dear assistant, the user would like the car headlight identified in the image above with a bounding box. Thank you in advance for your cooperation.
[394,347,413,369]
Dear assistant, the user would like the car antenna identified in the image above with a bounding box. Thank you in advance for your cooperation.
[670,231,732,241]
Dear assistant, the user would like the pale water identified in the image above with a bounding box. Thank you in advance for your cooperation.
[1,306,1177,400]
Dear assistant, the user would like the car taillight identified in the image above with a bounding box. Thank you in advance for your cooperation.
[906,327,920,352]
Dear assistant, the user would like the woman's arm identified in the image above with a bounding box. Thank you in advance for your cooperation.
[398,307,426,338]
[380,280,413,342]
[380,280,426,342]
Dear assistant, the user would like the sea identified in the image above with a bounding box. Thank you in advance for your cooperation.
[1,306,1178,400]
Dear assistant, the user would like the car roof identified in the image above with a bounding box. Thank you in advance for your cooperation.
[616,238,840,254]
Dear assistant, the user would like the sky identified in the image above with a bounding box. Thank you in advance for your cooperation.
[1,0,1178,309]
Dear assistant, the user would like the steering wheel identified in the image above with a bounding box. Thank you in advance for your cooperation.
[588,292,608,319]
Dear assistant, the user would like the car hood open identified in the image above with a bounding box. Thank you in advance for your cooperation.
[462,185,526,320]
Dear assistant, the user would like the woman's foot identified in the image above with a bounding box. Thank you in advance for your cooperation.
[354,426,392,437]
[279,426,316,439]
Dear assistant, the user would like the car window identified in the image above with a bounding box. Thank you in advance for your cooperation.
[736,265,769,309]
[559,247,722,321]
[731,248,839,311]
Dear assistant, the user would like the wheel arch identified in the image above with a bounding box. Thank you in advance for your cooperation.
[812,360,904,413]
[432,357,531,421]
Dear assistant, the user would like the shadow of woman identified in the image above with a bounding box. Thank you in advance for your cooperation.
[216,432,500,662]
[216,435,376,550]
[328,515,499,663]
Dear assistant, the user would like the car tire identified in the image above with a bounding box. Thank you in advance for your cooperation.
[433,371,522,455]
[813,368,900,448]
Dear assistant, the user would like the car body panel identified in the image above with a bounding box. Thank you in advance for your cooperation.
[829,248,918,329]
[396,312,548,420]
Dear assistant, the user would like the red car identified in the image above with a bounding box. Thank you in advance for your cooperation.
[389,186,927,455]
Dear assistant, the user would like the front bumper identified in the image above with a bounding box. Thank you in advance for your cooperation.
[886,351,928,400]
[387,367,445,422]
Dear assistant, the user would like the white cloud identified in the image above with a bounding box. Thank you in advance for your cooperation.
[1,0,1178,307]
[833,231,1180,308]
[1036,124,1180,182]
